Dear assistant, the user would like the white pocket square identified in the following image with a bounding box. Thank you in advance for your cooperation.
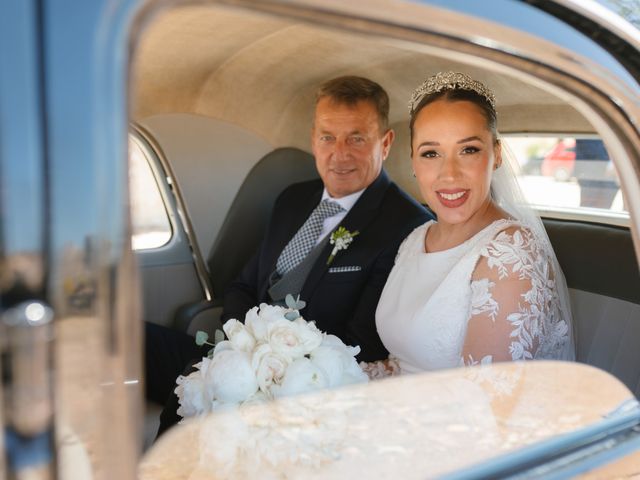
[328,266,362,273]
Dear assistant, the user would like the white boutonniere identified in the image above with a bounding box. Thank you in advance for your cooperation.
[327,226,359,265]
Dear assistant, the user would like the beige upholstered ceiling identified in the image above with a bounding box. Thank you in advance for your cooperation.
[131,4,595,151]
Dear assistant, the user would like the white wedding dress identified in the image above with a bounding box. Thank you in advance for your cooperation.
[374,219,575,375]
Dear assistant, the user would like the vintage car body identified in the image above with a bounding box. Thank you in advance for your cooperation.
[1,0,639,479]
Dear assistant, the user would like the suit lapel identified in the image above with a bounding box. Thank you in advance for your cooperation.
[301,170,391,299]
[290,187,323,235]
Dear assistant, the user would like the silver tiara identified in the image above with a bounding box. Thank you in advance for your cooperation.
[408,71,496,113]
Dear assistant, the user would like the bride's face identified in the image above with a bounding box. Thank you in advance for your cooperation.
[411,99,501,228]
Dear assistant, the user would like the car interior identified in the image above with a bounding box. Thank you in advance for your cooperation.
[129,4,640,446]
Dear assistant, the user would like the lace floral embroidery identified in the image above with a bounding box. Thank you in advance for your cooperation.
[463,355,524,398]
[470,226,569,362]
[470,279,498,319]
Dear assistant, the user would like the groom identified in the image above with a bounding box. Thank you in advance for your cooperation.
[147,76,431,432]
[221,75,430,360]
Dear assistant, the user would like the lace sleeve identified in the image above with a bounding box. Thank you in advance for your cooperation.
[359,357,401,380]
[461,225,568,366]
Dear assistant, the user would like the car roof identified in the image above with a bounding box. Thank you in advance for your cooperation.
[132,3,605,152]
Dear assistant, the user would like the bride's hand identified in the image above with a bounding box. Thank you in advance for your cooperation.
[359,357,400,380]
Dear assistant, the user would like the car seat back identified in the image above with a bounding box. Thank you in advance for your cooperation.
[207,147,318,298]
[544,218,640,396]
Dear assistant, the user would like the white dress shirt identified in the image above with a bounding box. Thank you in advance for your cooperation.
[315,188,364,245]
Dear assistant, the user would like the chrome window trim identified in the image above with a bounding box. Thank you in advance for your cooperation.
[441,399,640,479]
[132,123,213,302]
[129,130,200,265]
[530,0,640,80]
[128,133,176,252]
[538,207,630,228]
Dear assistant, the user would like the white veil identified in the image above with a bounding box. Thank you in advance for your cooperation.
[492,141,576,360]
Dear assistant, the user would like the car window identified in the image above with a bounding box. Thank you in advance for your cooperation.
[129,135,172,250]
[502,135,627,223]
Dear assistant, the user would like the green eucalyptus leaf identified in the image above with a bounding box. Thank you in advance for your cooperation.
[195,331,209,346]
[284,310,299,321]
[285,294,296,310]
[214,329,225,345]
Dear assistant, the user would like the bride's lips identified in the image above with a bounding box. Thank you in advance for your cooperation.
[436,189,469,208]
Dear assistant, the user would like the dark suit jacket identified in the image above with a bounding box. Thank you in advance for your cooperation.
[222,170,433,361]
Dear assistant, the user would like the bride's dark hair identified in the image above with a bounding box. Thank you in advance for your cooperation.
[409,89,498,154]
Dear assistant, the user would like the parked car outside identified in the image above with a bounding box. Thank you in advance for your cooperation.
[541,138,576,181]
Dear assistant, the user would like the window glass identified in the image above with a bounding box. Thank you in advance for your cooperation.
[502,136,627,215]
[129,136,172,249]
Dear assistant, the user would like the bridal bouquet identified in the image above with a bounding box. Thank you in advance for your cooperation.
[175,296,368,418]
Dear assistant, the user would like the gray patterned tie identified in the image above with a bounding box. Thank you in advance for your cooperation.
[276,199,344,275]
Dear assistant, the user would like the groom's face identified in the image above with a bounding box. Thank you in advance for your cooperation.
[312,98,394,198]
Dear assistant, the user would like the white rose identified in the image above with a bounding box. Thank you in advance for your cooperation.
[213,339,233,356]
[206,350,259,404]
[271,358,328,398]
[245,304,288,341]
[258,303,288,323]
[292,317,323,354]
[175,362,212,418]
[321,334,361,357]
[244,306,267,341]
[309,346,344,387]
[311,345,368,387]
[313,335,367,386]
[222,318,256,352]
[267,319,308,360]
[251,344,289,395]
[340,356,369,385]
[175,375,209,418]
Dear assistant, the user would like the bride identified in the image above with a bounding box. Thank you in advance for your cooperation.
[369,72,575,376]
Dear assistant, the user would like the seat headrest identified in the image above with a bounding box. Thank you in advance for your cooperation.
[207,147,318,297]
